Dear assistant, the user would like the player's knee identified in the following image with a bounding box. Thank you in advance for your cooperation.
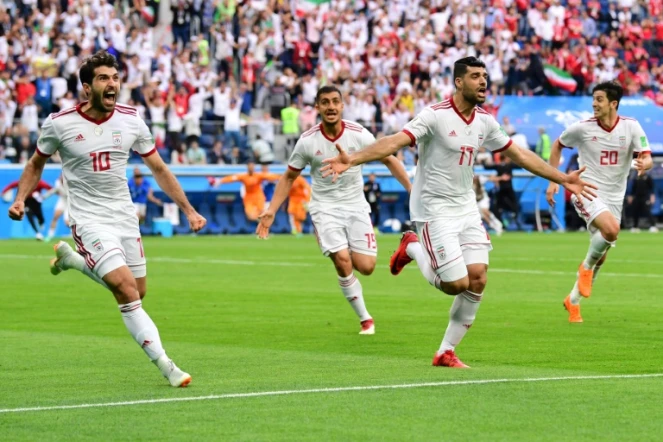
[111,277,140,303]
[601,225,619,243]
[331,252,353,276]
[440,279,469,296]
[354,260,376,276]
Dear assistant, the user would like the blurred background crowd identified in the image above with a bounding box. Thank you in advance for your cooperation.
[1,0,663,167]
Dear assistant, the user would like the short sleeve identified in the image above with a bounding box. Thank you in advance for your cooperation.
[358,128,376,149]
[558,123,582,148]
[402,107,437,147]
[288,137,309,171]
[36,115,60,157]
[482,116,513,153]
[630,120,651,154]
[132,118,157,157]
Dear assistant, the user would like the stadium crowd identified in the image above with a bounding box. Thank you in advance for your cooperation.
[1,0,663,165]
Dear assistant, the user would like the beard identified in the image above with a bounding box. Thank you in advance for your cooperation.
[90,87,116,113]
[462,87,484,106]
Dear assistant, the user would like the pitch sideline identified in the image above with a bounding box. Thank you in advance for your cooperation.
[1,373,662,414]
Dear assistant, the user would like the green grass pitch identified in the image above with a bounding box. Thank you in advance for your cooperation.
[1,232,663,441]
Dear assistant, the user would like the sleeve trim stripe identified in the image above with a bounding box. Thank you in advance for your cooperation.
[402,129,416,147]
[493,139,513,153]
[36,147,52,157]
[636,151,651,157]
[140,147,157,158]
[288,165,304,172]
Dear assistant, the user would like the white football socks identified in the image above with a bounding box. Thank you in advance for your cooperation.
[439,290,482,353]
[119,300,166,361]
[583,232,614,269]
[406,242,443,291]
[338,274,372,321]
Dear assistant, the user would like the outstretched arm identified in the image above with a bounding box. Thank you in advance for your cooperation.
[503,142,597,202]
[142,152,206,231]
[348,132,413,167]
[321,132,413,180]
[256,168,300,238]
[381,155,411,192]
[545,138,565,206]
[8,153,48,221]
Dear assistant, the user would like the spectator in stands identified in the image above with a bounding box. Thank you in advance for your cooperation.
[224,146,249,165]
[171,143,189,165]
[628,170,658,233]
[19,97,39,147]
[34,70,52,118]
[252,135,274,165]
[208,140,225,165]
[253,111,277,150]
[186,140,206,165]
[281,100,300,157]
[224,98,245,151]
[536,126,552,161]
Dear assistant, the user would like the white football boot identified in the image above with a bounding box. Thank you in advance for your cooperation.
[155,355,192,387]
[50,241,84,275]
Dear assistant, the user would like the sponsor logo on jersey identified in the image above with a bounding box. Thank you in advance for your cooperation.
[112,131,122,146]
[437,246,445,260]
[74,134,85,142]
[591,136,598,142]
[448,130,457,137]
[641,136,648,147]
[91,239,103,252]
[315,150,322,156]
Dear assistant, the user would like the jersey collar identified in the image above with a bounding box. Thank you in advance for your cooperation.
[320,121,345,143]
[596,116,620,133]
[76,102,115,125]
[450,96,475,125]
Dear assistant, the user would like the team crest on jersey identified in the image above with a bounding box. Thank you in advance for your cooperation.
[112,131,122,146]
[91,239,103,252]
[478,133,484,144]
[619,136,626,148]
[437,246,446,260]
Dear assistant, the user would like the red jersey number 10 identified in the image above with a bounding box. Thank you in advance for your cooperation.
[90,152,111,172]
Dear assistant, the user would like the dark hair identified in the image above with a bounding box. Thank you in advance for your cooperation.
[453,56,487,82]
[315,85,343,103]
[592,81,623,109]
[79,50,120,86]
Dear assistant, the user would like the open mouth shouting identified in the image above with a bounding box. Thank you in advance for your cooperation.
[102,89,117,107]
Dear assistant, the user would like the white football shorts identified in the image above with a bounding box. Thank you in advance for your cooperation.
[415,210,492,282]
[134,202,147,218]
[477,195,490,211]
[571,194,622,235]
[71,218,147,279]
[311,210,377,257]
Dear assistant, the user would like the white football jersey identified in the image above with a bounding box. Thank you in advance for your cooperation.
[559,116,651,205]
[288,120,375,214]
[403,98,512,221]
[37,103,156,226]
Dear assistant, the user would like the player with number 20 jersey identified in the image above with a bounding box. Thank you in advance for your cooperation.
[546,81,653,323]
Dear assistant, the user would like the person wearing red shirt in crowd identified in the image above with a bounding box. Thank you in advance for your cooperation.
[504,7,519,34]
[552,22,568,49]
[567,10,583,44]
[293,32,313,76]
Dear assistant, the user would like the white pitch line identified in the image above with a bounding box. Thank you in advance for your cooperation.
[1,373,661,414]
[0,254,662,278]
